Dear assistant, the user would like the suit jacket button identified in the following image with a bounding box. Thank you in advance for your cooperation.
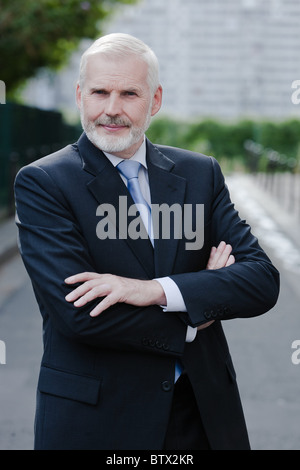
[162,343,170,351]
[142,338,149,346]
[155,340,162,349]
[161,381,173,392]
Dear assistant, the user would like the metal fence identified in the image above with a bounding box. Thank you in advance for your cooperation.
[244,139,300,220]
[253,172,300,220]
[0,102,81,216]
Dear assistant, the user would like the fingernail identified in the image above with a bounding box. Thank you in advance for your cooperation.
[90,310,99,317]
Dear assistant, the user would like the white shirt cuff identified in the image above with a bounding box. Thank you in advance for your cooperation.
[154,277,197,343]
[186,325,197,343]
[154,276,187,312]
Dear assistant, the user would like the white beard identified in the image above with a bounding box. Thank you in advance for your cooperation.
[80,108,152,154]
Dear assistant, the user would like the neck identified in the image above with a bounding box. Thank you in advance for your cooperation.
[106,137,145,160]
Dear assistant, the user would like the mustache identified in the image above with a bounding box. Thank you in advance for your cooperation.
[94,116,132,127]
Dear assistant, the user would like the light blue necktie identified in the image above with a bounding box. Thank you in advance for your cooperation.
[117,159,183,382]
[117,160,153,242]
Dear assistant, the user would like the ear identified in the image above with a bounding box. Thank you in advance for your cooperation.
[76,83,82,110]
[151,85,163,117]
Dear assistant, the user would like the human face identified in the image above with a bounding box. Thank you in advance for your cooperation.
[76,53,162,159]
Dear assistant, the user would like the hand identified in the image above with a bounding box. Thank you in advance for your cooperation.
[197,241,235,331]
[65,272,166,317]
[65,241,235,320]
[206,241,235,270]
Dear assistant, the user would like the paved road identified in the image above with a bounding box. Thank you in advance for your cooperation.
[224,175,300,450]
[0,175,300,450]
[0,254,42,450]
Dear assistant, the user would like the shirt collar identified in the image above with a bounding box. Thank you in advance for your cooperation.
[103,137,147,169]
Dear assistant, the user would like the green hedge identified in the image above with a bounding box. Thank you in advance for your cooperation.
[146,117,300,172]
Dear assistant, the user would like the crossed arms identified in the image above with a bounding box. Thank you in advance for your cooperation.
[14,160,279,351]
[65,241,235,331]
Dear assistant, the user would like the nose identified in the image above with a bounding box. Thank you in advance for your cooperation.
[104,93,122,117]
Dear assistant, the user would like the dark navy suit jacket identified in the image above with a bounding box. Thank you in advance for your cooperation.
[14,133,279,449]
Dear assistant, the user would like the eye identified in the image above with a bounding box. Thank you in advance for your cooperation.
[93,89,108,95]
[124,90,137,97]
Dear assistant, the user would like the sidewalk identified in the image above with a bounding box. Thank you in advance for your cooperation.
[227,173,300,252]
[227,173,300,294]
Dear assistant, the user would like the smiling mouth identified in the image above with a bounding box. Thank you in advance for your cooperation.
[100,124,129,132]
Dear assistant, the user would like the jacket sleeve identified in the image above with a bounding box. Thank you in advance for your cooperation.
[14,164,187,355]
[170,157,280,327]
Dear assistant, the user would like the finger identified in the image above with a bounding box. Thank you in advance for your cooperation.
[215,244,232,269]
[75,283,112,306]
[225,254,235,267]
[213,241,227,264]
[90,293,119,317]
[74,284,112,307]
[65,279,99,302]
[197,320,215,330]
[65,272,100,284]
[206,246,217,269]
[206,241,228,270]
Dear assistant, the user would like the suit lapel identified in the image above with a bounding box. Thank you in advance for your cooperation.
[78,133,155,279]
[146,140,187,277]
[77,133,187,279]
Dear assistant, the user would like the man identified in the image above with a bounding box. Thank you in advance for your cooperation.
[14,33,279,450]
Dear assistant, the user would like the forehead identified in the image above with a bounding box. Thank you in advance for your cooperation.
[84,52,149,90]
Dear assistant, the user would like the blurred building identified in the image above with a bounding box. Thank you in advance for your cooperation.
[22,0,300,121]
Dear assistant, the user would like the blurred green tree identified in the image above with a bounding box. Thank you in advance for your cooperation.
[0,0,137,96]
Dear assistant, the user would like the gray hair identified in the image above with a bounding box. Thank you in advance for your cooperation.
[78,33,160,95]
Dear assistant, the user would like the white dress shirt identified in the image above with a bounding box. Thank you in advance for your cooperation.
[103,138,197,343]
